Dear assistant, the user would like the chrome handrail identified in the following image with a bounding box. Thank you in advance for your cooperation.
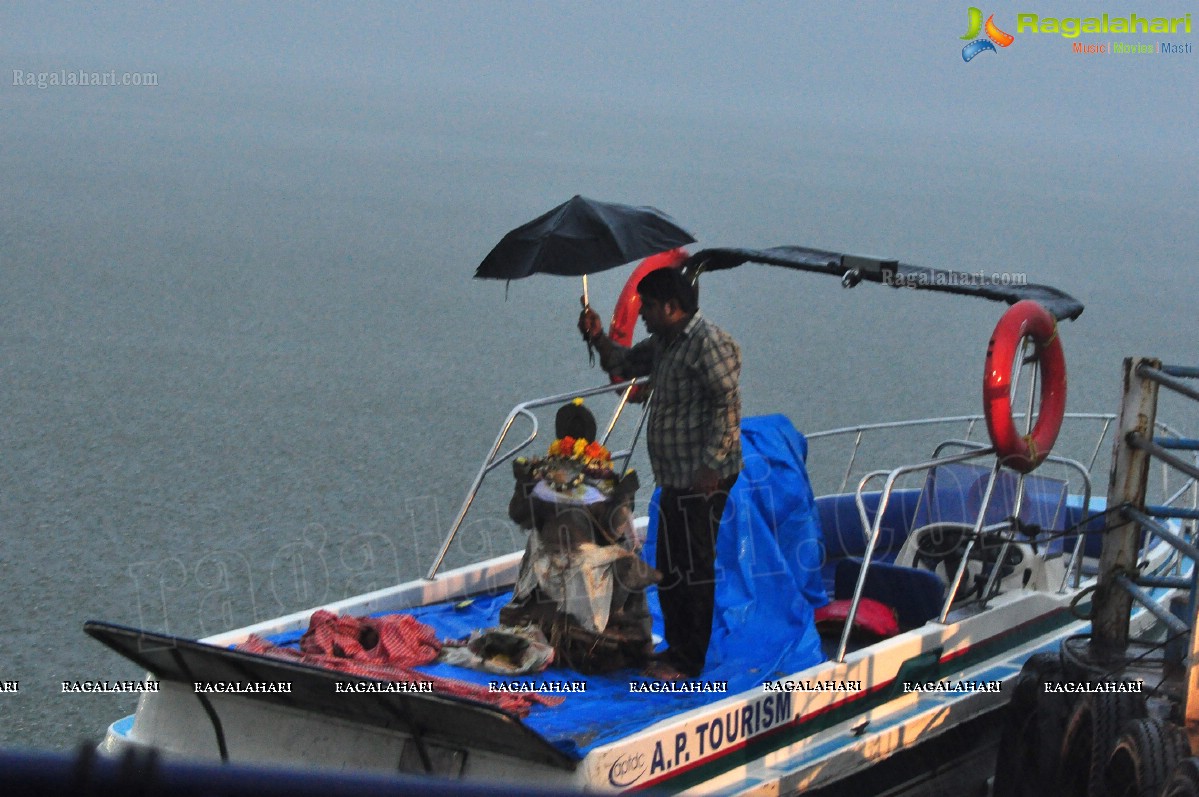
[836,417,1124,660]
[809,413,1195,519]
[932,440,1095,591]
[807,412,1120,494]
[837,446,996,662]
[425,378,650,579]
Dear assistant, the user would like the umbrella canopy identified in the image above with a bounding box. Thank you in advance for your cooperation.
[475,195,696,280]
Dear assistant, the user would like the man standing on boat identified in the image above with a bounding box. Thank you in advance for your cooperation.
[578,268,742,680]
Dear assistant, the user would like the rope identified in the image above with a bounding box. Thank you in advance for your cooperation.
[1060,630,1184,696]
[1016,502,1132,550]
[1022,434,1039,463]
[1069,585,1096,620]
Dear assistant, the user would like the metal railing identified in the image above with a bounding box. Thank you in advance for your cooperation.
[423,363,1199,667]
[837,446,996,662]
[807,412,1119,495]
[1063,358,1199,751]
[837,447,1091,662]
[1094,359,1199,653]
[932,439,1095,591]
[808,412,1192,530]
[425,379,650,579]
[827,393,1197,663]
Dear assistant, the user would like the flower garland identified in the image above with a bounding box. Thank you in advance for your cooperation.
[533,436,615,493]
[547,436,610,464]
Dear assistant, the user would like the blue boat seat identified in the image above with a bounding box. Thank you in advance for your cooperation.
[820,459,1072,627]
[816,488,922,594]
[833,557,946,630]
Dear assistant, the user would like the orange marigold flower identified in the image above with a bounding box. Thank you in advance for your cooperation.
[559,437,575,456]
[584,441,608,461]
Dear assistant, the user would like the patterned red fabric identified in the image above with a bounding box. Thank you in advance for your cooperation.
[299,610,442,665]
[236,610,563,717]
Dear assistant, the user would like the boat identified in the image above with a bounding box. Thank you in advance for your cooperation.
[86,246,1197,795]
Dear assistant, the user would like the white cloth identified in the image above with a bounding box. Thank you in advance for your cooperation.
[531,479,608,506]
[513,534,641,633]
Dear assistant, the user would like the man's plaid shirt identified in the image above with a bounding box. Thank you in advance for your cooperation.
[604,313,742,489]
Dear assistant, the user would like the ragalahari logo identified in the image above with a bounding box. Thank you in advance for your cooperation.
[961,7,1015,61]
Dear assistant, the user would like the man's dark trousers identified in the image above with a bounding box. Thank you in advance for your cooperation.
[655,475,737,676]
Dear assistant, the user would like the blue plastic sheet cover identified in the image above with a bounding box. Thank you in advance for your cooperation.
[262,414,828,759]
[643,413,829,668]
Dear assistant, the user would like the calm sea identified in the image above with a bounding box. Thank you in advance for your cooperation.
[2,78,1196,751]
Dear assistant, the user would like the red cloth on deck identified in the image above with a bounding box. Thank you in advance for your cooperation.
[299,610,441,664]
[237,610,563,717]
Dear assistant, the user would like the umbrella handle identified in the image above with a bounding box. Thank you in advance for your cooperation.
[579,292,597,367]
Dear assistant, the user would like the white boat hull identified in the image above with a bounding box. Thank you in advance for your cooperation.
[97,546,1174,794]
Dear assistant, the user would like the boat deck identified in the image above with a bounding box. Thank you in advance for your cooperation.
[247,583,824,760]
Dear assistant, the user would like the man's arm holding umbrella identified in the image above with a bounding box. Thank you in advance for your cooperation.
[578,305,653,379]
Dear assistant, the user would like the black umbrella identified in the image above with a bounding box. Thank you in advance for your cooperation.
[475,195,696,302]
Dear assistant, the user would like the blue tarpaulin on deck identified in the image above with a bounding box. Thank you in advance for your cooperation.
[684,413,829,666]
[267,414,828,759]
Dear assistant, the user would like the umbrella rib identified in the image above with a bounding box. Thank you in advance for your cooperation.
[578,198,629,271]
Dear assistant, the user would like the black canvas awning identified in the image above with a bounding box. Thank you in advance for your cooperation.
[686,246,1084,321]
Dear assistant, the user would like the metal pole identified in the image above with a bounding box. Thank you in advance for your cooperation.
[616,391,652,477]
[424,410,529,580]
[939,461,1002,623]
[979,344,1039,604]
[599,383,633,446]
[1123,506,1199,562]
[840,431,864,494]
[1138,364,1199,403]
[979,471,1026,606]
[1128,435,1199,482]
[1112,574,1191,638]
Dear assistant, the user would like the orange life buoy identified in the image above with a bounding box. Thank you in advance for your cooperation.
[983,300,1067,473]
[606,248,687,399]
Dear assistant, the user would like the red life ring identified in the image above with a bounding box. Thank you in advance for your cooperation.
[983,300,1067,473]
[606,248,687,398]
[607,247,689,347]
[814,597,899,639]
